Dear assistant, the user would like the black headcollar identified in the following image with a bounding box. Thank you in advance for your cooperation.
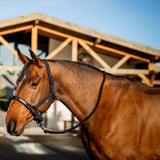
[12,60,55,124]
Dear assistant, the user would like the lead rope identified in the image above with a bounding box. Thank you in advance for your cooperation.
[38,71,106,134]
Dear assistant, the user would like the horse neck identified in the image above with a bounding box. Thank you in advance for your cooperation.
[49,61,102,121]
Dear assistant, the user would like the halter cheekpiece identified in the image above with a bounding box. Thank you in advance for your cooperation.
[12,60,106,134]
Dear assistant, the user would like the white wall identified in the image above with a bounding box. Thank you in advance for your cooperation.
[47,101,72,130]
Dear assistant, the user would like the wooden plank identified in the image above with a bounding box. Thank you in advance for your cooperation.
[112,55,131,70]
[0,66,22,75]
[72,39,78,61]
[31,26,38,54]
[0,25,33,35]
[153,80,160,85]
[78,40,111,70]
[0,66,22,70]
[138,73,150,85]
[38,25,70,39]
[0,35,18,58]
[101,68,149,75]
[46,37,72,59]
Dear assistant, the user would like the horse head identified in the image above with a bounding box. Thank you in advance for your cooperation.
[6,50,52,136]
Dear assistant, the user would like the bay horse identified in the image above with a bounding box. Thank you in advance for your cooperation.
[6,50,160,160]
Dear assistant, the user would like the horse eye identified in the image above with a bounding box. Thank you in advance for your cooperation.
[30,82,38,87]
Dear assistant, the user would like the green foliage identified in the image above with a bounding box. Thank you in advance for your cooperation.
[0,89,8,102]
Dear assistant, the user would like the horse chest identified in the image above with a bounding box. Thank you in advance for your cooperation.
[81,126,109,160]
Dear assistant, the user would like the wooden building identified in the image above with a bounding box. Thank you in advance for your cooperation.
[0,13,160,129]
[0,13,160,85]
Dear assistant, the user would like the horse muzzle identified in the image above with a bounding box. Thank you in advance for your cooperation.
[7,119,25,136]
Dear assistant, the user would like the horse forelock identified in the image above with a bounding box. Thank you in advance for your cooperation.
[17,61,33,82]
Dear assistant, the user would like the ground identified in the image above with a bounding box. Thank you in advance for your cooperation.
[0,127,89,160]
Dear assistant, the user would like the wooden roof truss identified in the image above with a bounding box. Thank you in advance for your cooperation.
[0,13,160,86]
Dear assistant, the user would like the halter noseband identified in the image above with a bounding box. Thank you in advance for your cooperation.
[12,60,106,134]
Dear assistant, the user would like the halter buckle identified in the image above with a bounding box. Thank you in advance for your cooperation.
[50,75,54,85]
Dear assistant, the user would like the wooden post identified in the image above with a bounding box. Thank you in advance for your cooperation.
[31,26,38,54]
[150,73,156,86]
[72,39,78,61]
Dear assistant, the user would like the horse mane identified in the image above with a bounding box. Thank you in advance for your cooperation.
[48,59,102,73]
[18,59,160,95]
[49,60,160,95]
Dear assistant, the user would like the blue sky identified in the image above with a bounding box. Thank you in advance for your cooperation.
[0,0,160,50]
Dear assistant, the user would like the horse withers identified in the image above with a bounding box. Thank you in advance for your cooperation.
[6,50,160,160]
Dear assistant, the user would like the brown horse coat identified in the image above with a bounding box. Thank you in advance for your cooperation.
[6,50,160,160]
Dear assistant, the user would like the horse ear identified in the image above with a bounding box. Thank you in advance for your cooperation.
[29,49,43,67]
[17,49,30,64]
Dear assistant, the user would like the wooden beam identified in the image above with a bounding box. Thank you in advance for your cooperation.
[78,40,111,70]
[0,66,22,71]
[0,35,18,58]
[46,38,72,59]
[153,80,160,85]
[38,25,70,39]
[101,68,149,75]
[31,26,38,54]
[72,39,78,61]
[138,73,150,85]
[112,55,131,70]
[0,66,22,75]
[0,25,33,35]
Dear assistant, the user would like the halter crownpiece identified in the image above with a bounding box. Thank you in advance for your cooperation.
[12,60,106,134]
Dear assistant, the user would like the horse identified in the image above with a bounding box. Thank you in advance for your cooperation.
[6,49,160,160]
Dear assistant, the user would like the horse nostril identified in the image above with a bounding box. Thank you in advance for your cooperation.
[7,119,16,134]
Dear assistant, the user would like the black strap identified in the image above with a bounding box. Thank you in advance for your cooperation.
[44,60,55,100]
[39,71,106,134]
[12,96,43,123]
